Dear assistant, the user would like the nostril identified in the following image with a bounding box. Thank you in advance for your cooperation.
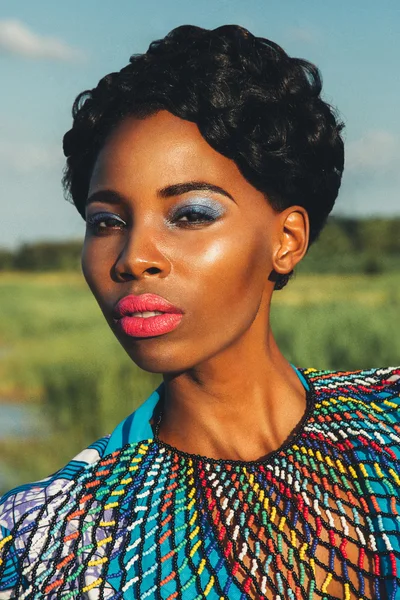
[112,258,166,282]
[119,272,134,281]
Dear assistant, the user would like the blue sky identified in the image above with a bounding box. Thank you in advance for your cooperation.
[1,0,399,247]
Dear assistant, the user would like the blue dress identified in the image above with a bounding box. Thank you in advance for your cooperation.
[1,365,400,599]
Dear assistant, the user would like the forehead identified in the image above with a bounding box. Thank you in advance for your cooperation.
[89,110,254,198]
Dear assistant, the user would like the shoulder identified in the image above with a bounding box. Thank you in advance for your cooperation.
[0,435,109,541]
[304,365,400,400]
[0,433,148,595]
[0,436,110,593]
[0,381,162,537]
[303,365,400,441]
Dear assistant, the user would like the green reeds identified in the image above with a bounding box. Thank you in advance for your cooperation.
[0,271,399,493]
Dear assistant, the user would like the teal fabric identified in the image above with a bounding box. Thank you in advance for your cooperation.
[2,365,399,599]
[103,366,311,598]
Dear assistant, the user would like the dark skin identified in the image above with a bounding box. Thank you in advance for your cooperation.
[82,109,310,463]
[81,110,369,598]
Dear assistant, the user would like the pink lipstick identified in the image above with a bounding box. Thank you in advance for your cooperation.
[113,293,184,338]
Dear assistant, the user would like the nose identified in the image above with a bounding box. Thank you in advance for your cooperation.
[113,223,171,282]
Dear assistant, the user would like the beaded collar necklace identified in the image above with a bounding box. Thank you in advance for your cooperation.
[152,369,317,466]
[2,367,400,599]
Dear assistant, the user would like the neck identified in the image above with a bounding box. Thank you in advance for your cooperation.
[158,329,307,462]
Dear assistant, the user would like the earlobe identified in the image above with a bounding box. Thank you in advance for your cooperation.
[272,207,309,276]
[268,268,292,290]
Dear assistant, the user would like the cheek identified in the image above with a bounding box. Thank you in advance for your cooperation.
[81,238,112,304]
[184,225,272,316]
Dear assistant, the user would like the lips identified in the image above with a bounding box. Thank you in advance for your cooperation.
[113,293,184,318]
[113,293,184,338]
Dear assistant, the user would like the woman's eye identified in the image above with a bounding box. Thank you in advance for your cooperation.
[172,204,223,226]
[86,212,126,233]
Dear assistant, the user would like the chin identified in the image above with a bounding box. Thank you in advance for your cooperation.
[120,339,195,375]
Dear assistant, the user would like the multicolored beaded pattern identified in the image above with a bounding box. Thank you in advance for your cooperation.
[1,366,400,599]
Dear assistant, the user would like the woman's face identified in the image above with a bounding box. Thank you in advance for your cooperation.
[82,110,300,373]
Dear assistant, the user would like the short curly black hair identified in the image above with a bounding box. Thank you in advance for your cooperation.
[62,24,344,289]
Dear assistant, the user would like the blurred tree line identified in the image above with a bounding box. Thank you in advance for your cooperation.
[0,240,82,271]
[299,216,400,275]
[0,217,399,273]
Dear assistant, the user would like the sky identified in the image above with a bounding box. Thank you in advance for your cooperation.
[1,0,399,248]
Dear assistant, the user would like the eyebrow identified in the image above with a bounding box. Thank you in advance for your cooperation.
[86,181,235,207]
[158,181,235,202]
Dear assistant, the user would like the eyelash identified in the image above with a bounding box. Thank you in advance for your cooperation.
[171,205,221,225]
[86,205,221,233]
[86,213,126,233]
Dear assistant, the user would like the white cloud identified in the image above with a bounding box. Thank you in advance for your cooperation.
[346,130,400,174]
[285,26,319,44]
[0,140,62,173]
[338,129,400,216]
[0,19,84,62]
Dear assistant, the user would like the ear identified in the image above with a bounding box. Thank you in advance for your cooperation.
[271,206,309,277]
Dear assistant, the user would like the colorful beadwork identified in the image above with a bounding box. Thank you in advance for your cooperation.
[1,366,400,599]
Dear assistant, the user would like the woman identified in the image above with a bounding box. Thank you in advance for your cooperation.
[1,24,399,600]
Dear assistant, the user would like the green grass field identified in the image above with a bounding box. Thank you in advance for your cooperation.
[0,270,399,492]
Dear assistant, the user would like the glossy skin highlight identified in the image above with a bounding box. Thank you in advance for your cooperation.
[82,110,310,463]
